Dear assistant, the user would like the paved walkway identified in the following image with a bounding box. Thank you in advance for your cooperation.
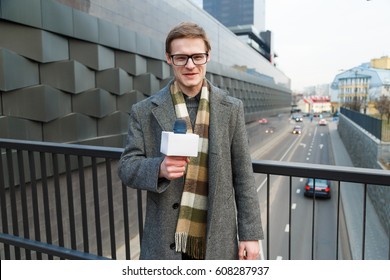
[328,121,389,259]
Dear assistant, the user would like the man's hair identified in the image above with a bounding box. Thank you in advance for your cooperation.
[165,22,211,54]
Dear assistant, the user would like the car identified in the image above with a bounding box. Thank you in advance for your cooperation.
[292,125,302,134]
[265,126,275,133]
[304,178,331,198]
[292,114,303,122]
[258,118,268,124]
[318,118,327,126]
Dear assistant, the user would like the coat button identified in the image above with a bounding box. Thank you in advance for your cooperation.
[172,203,179,209]
[170,243,176,250]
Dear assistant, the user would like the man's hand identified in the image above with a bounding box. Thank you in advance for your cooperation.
[238,240,260,260]
[159,156,189,180]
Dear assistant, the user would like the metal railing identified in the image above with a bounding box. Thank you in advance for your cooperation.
[1,138,389,260]
[340,107,382,140]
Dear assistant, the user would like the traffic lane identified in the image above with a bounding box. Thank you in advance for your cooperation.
[289,121,339,259]
[247,115,291,157]
[251,119,309,259]
[252,119,340,259]
[250,118,312,258]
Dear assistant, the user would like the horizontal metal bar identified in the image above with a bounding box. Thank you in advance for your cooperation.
[252,160,390,186]
[0,233,109,260]
[0,138,123,159]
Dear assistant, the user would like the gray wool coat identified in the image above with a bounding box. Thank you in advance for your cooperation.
[118,80,263,260]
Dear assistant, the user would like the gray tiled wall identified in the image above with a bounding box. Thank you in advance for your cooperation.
[0,0,292,148]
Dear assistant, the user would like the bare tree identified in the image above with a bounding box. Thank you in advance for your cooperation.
[375,95,390,123]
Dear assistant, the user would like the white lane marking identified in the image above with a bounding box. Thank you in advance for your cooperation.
[291,203,297,210]
[257,178,267,192]
[257,133,302,192]
[280,134,301,161]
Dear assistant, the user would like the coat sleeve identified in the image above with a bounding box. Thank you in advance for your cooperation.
[118,104,170,193]
[231,99,264,241]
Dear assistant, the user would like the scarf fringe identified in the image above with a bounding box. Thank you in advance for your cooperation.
[175,232,188,253]
[175,232,205,260]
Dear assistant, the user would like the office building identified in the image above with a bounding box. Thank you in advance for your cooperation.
[203,0,273,63]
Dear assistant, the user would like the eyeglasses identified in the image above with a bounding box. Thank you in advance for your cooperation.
[170,53,208,66]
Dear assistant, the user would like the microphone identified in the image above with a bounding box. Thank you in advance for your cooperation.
[173,119,187,134]
[160,119,199,157]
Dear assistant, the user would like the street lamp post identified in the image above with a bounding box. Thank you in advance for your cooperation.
[354,69,358,112]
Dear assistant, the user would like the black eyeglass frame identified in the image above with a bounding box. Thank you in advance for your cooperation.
[169,53,209,66]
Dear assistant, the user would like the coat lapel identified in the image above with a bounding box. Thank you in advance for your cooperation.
[151,86,177,132]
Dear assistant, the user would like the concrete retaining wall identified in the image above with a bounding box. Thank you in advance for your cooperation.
[338,115,390,236]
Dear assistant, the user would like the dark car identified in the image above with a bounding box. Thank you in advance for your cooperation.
[265,126,275,133]
[292,125,302,134]
[292,114,303,122]
[304,178,331,198]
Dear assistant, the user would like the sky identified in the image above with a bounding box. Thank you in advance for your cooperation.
[265,0,390,91]
[191,0,390,92]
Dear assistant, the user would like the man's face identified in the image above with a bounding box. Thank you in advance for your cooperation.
[166,38,210,96]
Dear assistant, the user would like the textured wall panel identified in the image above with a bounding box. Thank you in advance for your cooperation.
[42,0,73,36]
[98,18,119,49]
[73,8,98,43]
[115,52,147,76]
[147,58,171,80]
[69,39,115,71]
[0,48,39,91]
[117,90,146,113]
[0,0,42,28]
[0,21,69,63]
[119,26,136,53]
[2,85,71,122]
[0,116,42,141]
[96,68,133,95]
[40,60,95,94]
[73,88,116,118]
[97,111,129,136]
[78,134,127,148]
[0,0,291,146]
[150,37,165,61]
[133,73,160,96]
[135,32,151,58]
[43,113,97,143]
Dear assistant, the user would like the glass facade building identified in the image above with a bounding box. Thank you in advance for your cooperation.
[203,0,265,32]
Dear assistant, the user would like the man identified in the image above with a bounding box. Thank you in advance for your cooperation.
[118,22,263,260]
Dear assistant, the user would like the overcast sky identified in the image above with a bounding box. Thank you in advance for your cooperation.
[265,0,390,91]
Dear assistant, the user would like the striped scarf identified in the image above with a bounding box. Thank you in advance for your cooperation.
[170,79,209,260]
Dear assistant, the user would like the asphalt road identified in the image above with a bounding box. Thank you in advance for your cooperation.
[248,115,344,260]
